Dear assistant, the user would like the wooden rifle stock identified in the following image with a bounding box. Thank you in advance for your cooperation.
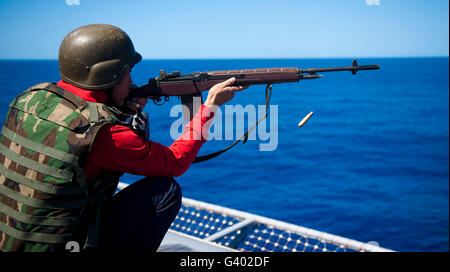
[130,59,379,99]
[130,67,301,98]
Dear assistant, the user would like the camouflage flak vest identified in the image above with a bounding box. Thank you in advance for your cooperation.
[0,83,129,252]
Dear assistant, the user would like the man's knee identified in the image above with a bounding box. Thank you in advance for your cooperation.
[153,176,181,196]
[168,177,182,210]
[145,176,182,210]
[172,178,182,201]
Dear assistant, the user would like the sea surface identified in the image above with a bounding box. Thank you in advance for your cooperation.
[0,58,448,252]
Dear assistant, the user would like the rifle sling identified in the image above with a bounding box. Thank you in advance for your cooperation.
[193,84,273,163]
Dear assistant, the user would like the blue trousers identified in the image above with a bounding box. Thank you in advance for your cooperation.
[98,176,182,252]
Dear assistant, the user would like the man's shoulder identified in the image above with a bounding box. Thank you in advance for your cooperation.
[92,123,147,151]
[96,123,142,140]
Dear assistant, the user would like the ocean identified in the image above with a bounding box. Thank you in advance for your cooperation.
[0,58,448,252]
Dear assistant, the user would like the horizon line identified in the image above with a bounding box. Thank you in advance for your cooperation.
[0,56,448,61]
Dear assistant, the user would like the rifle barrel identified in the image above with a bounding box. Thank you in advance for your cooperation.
[299,64,380,74]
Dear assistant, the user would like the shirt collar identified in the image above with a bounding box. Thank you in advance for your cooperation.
[56,80,108,104]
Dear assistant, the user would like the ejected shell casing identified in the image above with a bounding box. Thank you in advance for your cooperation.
[298,111,314,127]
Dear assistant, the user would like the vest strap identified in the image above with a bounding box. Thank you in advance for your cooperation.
[0,164,87,196]
[0,221,73,244]
[25,83,88,110]
[1,126,78,165]
[0,183,86,210]
[0,144,73,181]
[87,102,99,123]
[0,202,78,227]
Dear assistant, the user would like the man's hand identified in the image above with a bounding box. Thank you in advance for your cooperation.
[204,77,248,108]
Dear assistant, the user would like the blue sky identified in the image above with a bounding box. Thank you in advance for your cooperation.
[0,0,448,59]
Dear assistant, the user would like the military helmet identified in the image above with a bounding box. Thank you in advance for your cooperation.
[58,24,142,90]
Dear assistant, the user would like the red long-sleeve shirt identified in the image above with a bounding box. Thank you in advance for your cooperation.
[56,80,214,181]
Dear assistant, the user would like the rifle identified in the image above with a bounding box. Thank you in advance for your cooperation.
[128,59,380,162]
